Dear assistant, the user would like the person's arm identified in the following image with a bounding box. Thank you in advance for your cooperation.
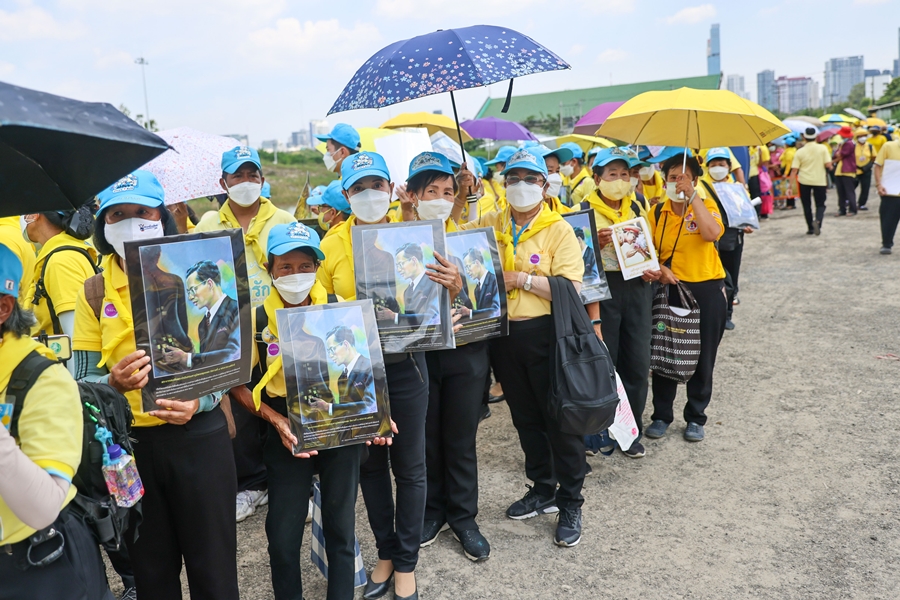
[690,197,723,242]
[875,163,886,196]
[57,310,75,338]
[504,271,581,302]
[230,384,317,458]
[733,166,746,185]
[586,301,602,340]
[74,349,110,384]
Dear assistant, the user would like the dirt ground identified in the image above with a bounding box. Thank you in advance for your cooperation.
[108,188,900,599]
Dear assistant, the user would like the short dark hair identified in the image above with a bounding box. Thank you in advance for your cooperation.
[325,325,355,347]
[396,242,423,263]
[266,248,321,274]
[93,204,179,256]
[573,227,585,240]
[41,205,94,240]
[661,154,703,179]
[330,140,359,156]
[463,248,484,265]
[0,301,36,338]
[591,159,629,179]
[186,260,221,285]
[406,171,458,196]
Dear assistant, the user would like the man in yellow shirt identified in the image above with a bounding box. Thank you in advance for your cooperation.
[317,123,361,176]
[0,217,35,305]
[868,124,889,156]
[854,128,876,211]
[559,142,596,206]
[874,139,900,254]
[790,128,834,235]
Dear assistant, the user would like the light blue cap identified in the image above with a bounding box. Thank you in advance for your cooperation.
[647,147,693,164]
[591,147,632,169]
[0,243,22,298]
[305,185,328,206]
[501,148,548,176]
[221,145,262,174]
[260,181,271,199]
[539,145,575,165]
[407,151,454,181]
[316,123,361,151]
[485,145,517,166]
[340,151,391,189]
[98,170,165,212]
[559,142,584,160]
[705,147,731,162]
[267,222,325,261]
[320,180,351,214]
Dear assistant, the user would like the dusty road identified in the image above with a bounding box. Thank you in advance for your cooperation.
[109,189,900,599]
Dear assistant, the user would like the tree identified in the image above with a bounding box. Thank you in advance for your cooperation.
[876,77,900,105]
[117,103,158,132]
[847,82,868,109]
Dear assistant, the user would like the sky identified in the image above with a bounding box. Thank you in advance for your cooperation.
[2,0,898,145]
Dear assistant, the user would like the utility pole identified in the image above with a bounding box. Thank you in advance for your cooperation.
[134,57,150,126]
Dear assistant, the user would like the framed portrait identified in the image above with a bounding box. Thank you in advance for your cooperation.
[561,209,612,304]
[276,300,391,452]
[124,230,253,412]
[351,220,453,353]
[771,174,799,201]
[445,227,508,345]
[609,217,660,281]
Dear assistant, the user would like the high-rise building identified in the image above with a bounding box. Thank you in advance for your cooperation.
[864,74,892,102]
[289,130,311,149]
[895,28,900,77]
[757,70,777,111]
[308,119,330,147]
[707,24,720,76]
[776,76,819,114]
[725,74,749,99]
[823,56,864,106]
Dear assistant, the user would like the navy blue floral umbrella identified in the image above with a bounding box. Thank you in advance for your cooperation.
[327,25,570,152]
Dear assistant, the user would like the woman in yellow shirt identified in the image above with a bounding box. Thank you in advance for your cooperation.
[72,171,239,599]
[452,147,588,548]
[642,153,727,444]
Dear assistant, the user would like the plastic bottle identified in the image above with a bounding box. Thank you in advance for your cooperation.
[101,444,144,508]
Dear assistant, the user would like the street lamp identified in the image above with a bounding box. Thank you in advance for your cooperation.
[134,57,150,125]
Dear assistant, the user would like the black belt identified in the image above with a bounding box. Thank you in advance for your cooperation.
[0,506,69,568]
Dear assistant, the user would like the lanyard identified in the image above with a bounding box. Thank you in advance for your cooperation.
[656,208,685,269]
[510,218,532,256]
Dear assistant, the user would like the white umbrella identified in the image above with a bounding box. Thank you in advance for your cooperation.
[142,127,240,204]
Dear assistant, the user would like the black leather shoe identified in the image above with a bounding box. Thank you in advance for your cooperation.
[395,592,418,600]
[362,572,393,599]
[453,528,491,561]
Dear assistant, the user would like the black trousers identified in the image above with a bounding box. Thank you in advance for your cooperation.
[835,175,857,214]
[232,394,268,492]
[799,183,827,231]
[748,175,762,216]
[718,230,744,321]
[492,316,585,510]
[360,353,428,573]
[0,508,114,600]
[262,394,362,600]
[424,342,489,531]
[599,271,652,434]
[652,280,726,426]
[880,196,900,249]
[856,169,872,207]
[127,408,239,600]
[105,541,134,589]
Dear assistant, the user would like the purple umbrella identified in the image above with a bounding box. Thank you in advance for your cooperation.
[573,101,625,135]
[460,116,538,141]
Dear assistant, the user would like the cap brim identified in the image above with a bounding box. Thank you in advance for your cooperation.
[342,168,391,190]
[315,134,332,142]
[268,241,326,261]
[223,159,262,175]
[99,195,164,211]
[306,196,325,206]
[501,162,547,176]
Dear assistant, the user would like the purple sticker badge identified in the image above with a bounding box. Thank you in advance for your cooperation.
[529,253,541,265]
[267,343,280,356]
[103,303,118,318]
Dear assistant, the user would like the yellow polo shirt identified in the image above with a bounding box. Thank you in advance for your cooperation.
[875,140,900,166]
[780,147,796,175]
[0,217,35,306]
[870,134,889,155]
[316,214,399,301]
[856,142,876,173]
[791,142,832,187]
[649,198,725,283]
[460,208,583,319]
[569,167,597,206]
[24,233,98,335]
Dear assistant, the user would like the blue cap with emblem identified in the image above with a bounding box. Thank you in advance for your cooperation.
[267,222,325,261]
[305,185,328,206]
[592,147,633,169]
[538,145,575,165]
[407,151,454,181]
[340,151,391,190]
[0,243,22,299]
[705,147,731,162]
[559,142,585,160]
[316,123,361,151]
[485,145,517,166]
[221,145,262,174]
[260,181,271,198]
[501,148,548,176]
[647,147,693,164]
[97,170,165,212]
[320,180,351,214]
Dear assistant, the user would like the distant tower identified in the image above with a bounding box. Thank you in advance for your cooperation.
[707,24,721,77]
[757,70,777,111]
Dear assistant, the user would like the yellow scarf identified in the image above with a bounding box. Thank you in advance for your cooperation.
[0,332,57,394]
[218,199,278,270]
[98,255,134,368]
[587,190,636,225]
[251,281,328,410]
[497,205,563,299]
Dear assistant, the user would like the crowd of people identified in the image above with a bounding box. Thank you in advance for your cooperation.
[2,117,899,600]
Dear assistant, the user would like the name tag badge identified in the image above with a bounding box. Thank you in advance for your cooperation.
[103,302,118,318]
[267,343,280,356]
[529,253,541,265]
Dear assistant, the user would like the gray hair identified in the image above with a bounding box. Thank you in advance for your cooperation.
[1,302,37,338]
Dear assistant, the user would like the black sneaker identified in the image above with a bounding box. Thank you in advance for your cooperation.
[554,507,582,547]
[622,441,645,458]
[813,219,821,236]
[724,320,735,331]
[453,528,491,562]
[420,520,449,547]
[478,404,491,423]
[506,485,558,520]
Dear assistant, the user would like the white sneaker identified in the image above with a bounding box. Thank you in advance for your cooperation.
[236,490,268,522]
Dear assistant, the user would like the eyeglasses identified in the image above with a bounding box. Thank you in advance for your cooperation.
[505,175,545,186]
[326,344,341,356]
[396,256,416,270]
[186,281,207,297]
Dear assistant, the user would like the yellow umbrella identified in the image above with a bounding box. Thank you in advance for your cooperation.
[865,117,887,129]
[315,127,398,154]
[596,88,790,148]
[554,134,616,153]
[380,112,473,143]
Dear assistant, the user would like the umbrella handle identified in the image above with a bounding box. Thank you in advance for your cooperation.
[450,90,467,163]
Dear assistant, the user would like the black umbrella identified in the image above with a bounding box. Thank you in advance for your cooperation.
[0,81,170,217]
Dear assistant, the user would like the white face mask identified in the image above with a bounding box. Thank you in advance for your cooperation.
[505,181,544,212]
[666,182,687,203]
[416,198,454,223]
[227,181,262,207]
[767,145,776,152]
[546,172,563,198]
[629,176,639,191]
[708,166,730,181]
[273,272,317,305]
[350,188,391,223]
[560,164,575,178]
[492,171,505,183]
[323,150,339,173]
[639,166,655,181]
[857,136,868,144]
[105,217,164,257]
[20,215,35,245]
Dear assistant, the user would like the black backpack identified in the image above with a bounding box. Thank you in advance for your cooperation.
[31,247,100,335]
[546,276,618,436]
[7,351,141,551]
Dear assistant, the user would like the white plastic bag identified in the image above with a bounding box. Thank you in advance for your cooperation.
[607,372,639,451]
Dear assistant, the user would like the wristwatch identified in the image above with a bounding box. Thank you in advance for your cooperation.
[523,274,533,291]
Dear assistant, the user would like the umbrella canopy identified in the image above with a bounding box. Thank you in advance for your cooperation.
[786,115,824,127]
[381,112,473,143]
[315,127,399,154]
[783,119,818,134]
[0,81,169,217]
[554,134,616,153]
[460,116,537,141]
[844,107,867,121]
[865,117,888,129]
[142,128,240,205]
[817,128,840,143]
[820,113,857,124]
[597,88,789,148]
[572,101,625,135]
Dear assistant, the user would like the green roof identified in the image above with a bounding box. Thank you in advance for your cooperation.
[475,74,722,121]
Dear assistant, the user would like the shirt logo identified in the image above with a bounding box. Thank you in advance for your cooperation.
[686,221,699,232]
[235,146,252,159]
[508,150,539,167]
[411,153,443,171]
[287,223,311,240]
[103,302,118,318]
[138,222,160,232]
[267,343,280,356]
[352,153,374,170]
[111,174,138,193]
[529,253,541,265]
